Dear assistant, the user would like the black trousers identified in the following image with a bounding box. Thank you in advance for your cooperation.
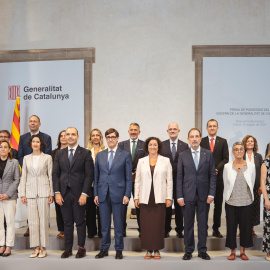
[225,203,253,249]
[85,195,101,236]
[212,180,224,231]
[55,198,64,232]
[61,188,86,249]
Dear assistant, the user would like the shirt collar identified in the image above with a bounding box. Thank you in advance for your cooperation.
[108,145,118,153]
[170,138,178,145]
[68,144,78,152]
[30,131,39,136]
[191,146,201,153]
[130,138,138,143]
[208,136,216,141]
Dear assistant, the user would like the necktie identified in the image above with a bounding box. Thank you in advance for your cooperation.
[172,142,176,160]
[108,150,114,170]
[210,138,214,152]
[194,150,199,170]
[69,149,74,166]
[131,140,136,160]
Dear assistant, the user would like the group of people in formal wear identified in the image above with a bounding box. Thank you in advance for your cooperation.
[1,115,270,262]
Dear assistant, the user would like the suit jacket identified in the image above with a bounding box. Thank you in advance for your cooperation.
[176,147,216,202]
[118,139,146,172]
[200,136,229,181]
[0,159,20,200]
[161,139,189,180]
[19,153,54,198]
[223,162,255,201]
[18,131,52,167]
[11,148,18,160]
[52,145,94,199]
[134,155,173,204]
[94,147,132,204]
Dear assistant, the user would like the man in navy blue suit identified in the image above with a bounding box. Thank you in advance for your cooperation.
[94,128,132,260]
[177,128,216,260]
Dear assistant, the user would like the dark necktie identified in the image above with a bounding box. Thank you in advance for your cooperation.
[69,149,74,166]
[172,142,176,160]
[131,140,136,160]
[194,150,199,170]
[108,150,114,170]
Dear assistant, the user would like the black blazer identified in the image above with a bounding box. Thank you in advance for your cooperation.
[200,136,229,181]
[118,139,146,172]
[11,148,18,160]
[52,145,94,199]
[161,139,189,180]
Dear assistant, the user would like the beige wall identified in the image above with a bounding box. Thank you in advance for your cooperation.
[1,0,270,143]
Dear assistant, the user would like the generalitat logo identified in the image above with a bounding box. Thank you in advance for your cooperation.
[8,85,20,100]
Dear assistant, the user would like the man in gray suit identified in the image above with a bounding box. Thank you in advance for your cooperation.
[177,128,216,260]
[118,123,146,236]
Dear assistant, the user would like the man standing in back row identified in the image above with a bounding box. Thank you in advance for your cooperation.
[200,119,229,238]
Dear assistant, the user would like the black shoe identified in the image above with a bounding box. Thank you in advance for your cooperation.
[182,253,192,260]
[75,248,86,258]
[88,234,95,239]
[115,251,123,259]
[95,250,108,259]
[123,231,126,237]
[2,252,11,257]
[139,233,141,238]
[177,232,184,238]
[61,249,72,258]
[97,231,102,238]
[198,252,211,260]
[212,230,223,238]
[164,232,170,238]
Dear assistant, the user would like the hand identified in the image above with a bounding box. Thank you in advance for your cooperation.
[55,193,64,206]
[123,196,129,205]
[78,194,87,206]
[94,196,99,206]
[48,196,54,204]
[265,200,270,211]
[134,199,139,208]
[166,199,172,208]
[258,187,262,196]
[178,199,185,206]
[215,169,219,175]
[207,196,214,204]
[21,196,27,205]
[0,194,9,201]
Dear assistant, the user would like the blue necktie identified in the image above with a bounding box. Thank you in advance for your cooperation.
[108,150,114,170]
[69,149,74,166]
[194,150,198,170]
[172,142,176,160]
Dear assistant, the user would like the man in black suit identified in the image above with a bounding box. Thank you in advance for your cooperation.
[0,130,18,159]
[118,123,146,236]
[18,115,52,167]
[161,122,188,238]
[177,128,216,260]
[200,119,229,238]
[53,127,94,259]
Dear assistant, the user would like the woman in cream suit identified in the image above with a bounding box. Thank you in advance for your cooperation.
[134,137,173,259]
[223,142,255,261]
[20,134,54,258]
[0,140,20,257]
[86,129,105,238]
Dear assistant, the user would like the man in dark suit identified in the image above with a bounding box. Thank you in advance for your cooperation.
[94,128,132,260]
[177,128,216,260]
[200,119,229,238]
[0,130,18,159]
[161,122,188,238]
[118,123,146,236]
[18,115,52,167]
[53,127,94,259]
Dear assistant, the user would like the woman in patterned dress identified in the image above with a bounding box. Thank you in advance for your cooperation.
[261,147,270,261]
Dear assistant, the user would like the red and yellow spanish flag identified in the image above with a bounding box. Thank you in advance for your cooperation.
[10,96,20,150]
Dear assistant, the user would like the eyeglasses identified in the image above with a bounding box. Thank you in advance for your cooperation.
[0,136,9,139]
[106,136,117,140]
[168,128,178,131]
[233,148,244,152]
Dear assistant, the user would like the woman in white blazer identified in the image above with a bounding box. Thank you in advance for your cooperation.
[20,135,54,258]
[86,129,105,238]
[134,137,173,260]
[223,142,255,261]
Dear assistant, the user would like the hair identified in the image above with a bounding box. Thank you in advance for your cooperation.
[188,128,201,137]
[0,130,11,138]
[242,135,258,153]
[206,119,218,127]
[66,127,79,135]
[29,115,40,122]
[27,134,46,150]
[168,122,179,129]
[0,140,13,159]
[87,129,105,150]
[266,146,270,158]
[129,123,140,129]
[144,137,162,154]
[55,130,66,150]
[232,141,244,150]
[105,128,119,138]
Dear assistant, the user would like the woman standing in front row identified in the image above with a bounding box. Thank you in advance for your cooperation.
[134,137,173,260]
[20,135,54,258]
[223,142,255,260]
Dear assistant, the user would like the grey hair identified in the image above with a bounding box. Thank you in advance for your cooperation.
[232,142,244,150]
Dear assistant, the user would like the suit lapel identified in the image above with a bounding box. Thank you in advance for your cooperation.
[109,147,121,171]
[213,137,219,154]
[125,141,131,153]
[198,148,206,171]
[144,156,151,178]
[63,148,70,169]
[36,153,45,176]
[2,159,12,179]
[188,148,197,171]
[70,146,81,169]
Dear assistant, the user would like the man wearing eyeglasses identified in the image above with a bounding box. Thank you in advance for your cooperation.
[94,128,132,260]
[161,122,188,238]
[0,130,18,159]
[200,119,229,238]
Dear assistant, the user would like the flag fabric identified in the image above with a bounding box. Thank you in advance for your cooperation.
[10,96,20,150]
